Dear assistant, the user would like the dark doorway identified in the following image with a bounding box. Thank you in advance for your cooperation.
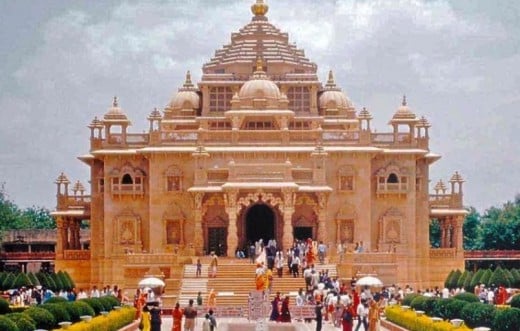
[293,226,313,241]
[246,204,275,244]
[208,227,227,256]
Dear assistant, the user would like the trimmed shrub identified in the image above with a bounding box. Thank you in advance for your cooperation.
[40,303,71,325]
[100,295,120,309]
[493,307,520,331]
[57,271,71,290]
[0,315,19,331]
[489,267,511,288]
[457,270,470,289]
[27,272,39,287]
[0,297,10,314]
[453,292,479,303]
[423,297,440,317]
[45,296,68,304]
[463,271,473,292]
[64,271,76,290]
[81,298,104,315]
[460,302,496,328]
[71,300,95,317]
[385,305,472,331]
[448,270,462,289]
[446,298,469,320]
[444,270,455,288]
[5,313,35,331]
[402,293,421,306]
[510,294,520,309]
[410,295,428,311]
[23,306,55,330]
[432,298,453,319]
[470,268,485,289]
[50,273,64,291]
[480,269,492,286]
[13,273,32,289]
[2,272,16,290]
[511,269,520,288]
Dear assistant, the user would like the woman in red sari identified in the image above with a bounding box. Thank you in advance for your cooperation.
[171,302,183,331]
[341,302,355,331]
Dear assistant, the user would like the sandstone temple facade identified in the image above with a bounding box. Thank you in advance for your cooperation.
[52,0,467,291]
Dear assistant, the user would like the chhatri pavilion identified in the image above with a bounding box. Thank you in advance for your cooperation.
[52,0,468,292]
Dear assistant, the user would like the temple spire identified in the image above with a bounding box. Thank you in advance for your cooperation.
[402,94,407,106]
[183,70,194,88]
[326,70,336,88]
[113,96,118,107]
[255,56,264,72]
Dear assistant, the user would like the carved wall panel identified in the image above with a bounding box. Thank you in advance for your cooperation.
[114,209,142,253]
[378,207,405,246]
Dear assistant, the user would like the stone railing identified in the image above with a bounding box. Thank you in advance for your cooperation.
[429,248,456,258]
[429,193,463,209]
[0,252,56,260]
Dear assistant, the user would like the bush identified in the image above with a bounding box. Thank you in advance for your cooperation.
[453,292,480,303]
[410,295,428,311]
[445,298,469,320]
[402,293,421,306]
[81,298,104,315]
[64,301,81,322]
[0,297,10,314]
[448,270,462,289]
[45,296,68,304]
[444,270,455,288]
[423,297,440,317]
[385,305,472,331]
[480,269,492,286]
[40,303,71,325]
[13,273,33,289]
[23,306,55,330]
[460,302,496,328]
[493,307,520,331]
[489,266,511,288]
[2,272,15,290]
[71,300,95,317]
[5,313,35,331]
[511,294,520,309]
[0,316,19,331]
[99,295,120,309]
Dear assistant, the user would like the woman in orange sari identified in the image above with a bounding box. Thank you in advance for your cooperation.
[255,263,266,290]
[171,302,183,331]
[208,289,217,309]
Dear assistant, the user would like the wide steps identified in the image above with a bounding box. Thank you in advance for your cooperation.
[176,258,339,307]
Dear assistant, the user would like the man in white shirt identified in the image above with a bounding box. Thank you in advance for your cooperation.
[355,299,369,331]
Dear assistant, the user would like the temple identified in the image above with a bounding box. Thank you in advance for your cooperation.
[51,0,467,291]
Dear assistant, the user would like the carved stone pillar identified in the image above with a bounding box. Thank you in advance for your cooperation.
[193,193,204,255]
[56,216,65,259]
[225,190,239,257]
[440,218,446,248]
[455,216,464,253]
[317,193,328,242]
[179,219,185,246]
[335,219,341,244]
[71,220,80,249]
[282,189,295,250]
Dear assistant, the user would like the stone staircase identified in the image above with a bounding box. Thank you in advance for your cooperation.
[176,257,338,308]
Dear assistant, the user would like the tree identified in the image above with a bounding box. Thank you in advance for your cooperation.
[489,266,511,288]
[480,269,493,286]
[480,199,520,250]
[430,218,441,248]
[463,207,481,250]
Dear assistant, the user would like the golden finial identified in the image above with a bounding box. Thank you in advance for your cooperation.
[251,0,269,18]
[255,56,264,72]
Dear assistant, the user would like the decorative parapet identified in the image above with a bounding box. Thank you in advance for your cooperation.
[63,250,91,260]
[0,252,56,260]
[429,248,456,258]
[124,253,178,266]
[429,193,463,209]
[350,252,397,264]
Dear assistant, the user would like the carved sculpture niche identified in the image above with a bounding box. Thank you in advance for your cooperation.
[336,203,357,244]
[114,209,143,253]
[163,202,186,246]
[378,207,405,250]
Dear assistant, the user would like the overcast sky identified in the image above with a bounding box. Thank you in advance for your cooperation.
[0,0,518,213]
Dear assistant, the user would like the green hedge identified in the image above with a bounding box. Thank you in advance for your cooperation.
[452,292,479,303]
[23,306,55,330]
[402,293,421,306]
[0,315,19,331]
[460,302,496,328]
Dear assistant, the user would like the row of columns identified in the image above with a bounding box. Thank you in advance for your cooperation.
[439,216,464,251]
[191,191,328,257]
[55,216,83,258]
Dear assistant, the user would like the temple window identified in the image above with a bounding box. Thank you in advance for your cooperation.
[209,86,233,112]
[122,174,133,184]
[289,121,310,130]
[287,86,310,112]
[245,121,274,130]
[98,178,104,193]
[376,164,409,196]
[110,165,145,196]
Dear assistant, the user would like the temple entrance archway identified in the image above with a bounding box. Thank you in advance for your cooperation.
[293,227,313,241]
[244,204,276,246]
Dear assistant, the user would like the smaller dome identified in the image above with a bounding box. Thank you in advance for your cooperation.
[319,70,353,110]
[168,71,200,110]
[238,58,281,100]
[104,96,129,121]
[391,95,417,121]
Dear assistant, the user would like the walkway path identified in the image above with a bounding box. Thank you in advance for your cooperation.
[157,316,390,331]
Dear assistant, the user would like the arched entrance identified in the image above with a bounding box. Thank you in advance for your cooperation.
[245,204,275,245]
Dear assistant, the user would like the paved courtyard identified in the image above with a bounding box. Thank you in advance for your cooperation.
[158,316,390,331]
